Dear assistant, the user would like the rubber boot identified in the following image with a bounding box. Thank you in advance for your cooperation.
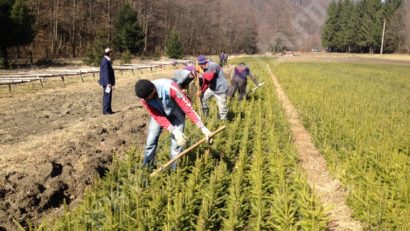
[202,108,209,118]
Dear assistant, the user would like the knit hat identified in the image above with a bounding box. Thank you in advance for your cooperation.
[135,79,155,98]
[197,55,208,65]
[183,65,196,73]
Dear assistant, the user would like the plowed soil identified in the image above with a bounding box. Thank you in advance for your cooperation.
[0,68,174,230]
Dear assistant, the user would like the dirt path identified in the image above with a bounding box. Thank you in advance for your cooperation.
[267,64,362,231]
[0,68,175,230]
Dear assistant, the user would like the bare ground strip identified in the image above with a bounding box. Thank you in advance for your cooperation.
[267,64,362,231]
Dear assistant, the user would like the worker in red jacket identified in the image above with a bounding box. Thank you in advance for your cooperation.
[196,55,229,120]
[135,78,212,169]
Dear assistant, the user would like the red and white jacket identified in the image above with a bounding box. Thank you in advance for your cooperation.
[140,79,204,133]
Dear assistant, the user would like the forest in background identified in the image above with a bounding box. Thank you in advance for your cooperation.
[0,0,409,68]
[322,0,408,53]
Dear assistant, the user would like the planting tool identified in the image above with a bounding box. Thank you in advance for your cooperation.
[246,81,265,95]
[195,72,205,116]
[150,125,226,177]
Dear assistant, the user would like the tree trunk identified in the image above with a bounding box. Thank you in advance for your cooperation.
[52,0,60,57]
[143,3,153,55]
[107,0,112,42]
[71,0,77,58]
[1,46,10,69]
[30,50,33,65]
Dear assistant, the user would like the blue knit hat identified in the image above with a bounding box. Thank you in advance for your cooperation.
[197,55,208,65]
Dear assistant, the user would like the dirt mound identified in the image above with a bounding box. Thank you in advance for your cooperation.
[0,70,171,230]
[0,114,147,229]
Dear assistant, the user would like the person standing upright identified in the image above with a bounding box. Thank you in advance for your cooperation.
[99,48,116,115]
[196,55,229,120]
[219,51,225,66]
[223,53,228,66]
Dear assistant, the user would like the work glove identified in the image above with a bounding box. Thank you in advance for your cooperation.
[173,129,187,147]
[201,126,213,144]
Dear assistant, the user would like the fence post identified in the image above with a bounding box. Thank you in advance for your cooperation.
[61,75,65,86]
[80,71,84,82]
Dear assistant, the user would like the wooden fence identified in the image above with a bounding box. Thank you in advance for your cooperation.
[0,60,192,93]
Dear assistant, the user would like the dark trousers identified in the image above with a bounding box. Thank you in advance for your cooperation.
[228,76,247,101]
[102,87,113,114]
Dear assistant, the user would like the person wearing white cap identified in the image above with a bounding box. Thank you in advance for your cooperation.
[99,48,116,115]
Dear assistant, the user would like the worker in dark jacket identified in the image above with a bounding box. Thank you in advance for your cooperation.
[219,52,225,66]
[228,63,261,101]
[99,48,116,115]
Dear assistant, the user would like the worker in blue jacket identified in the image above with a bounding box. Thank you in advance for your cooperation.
[99,48,116,115]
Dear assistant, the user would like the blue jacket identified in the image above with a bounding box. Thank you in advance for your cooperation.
[99,56,115,87]
[145,79,179,117]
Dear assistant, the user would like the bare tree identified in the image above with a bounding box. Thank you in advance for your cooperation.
[9,0,409,64]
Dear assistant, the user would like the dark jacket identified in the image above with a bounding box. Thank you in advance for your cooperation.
[99,56,115,87]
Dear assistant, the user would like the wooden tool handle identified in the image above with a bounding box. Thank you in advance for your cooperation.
[150,125,226,177]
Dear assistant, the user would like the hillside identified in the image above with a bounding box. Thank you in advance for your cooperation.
[239,0,331,51]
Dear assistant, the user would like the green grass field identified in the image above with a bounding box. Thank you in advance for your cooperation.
[272,61,410,230]
[36,57,409,230]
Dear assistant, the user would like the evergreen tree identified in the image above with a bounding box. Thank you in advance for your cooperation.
[358,0,385,53]
[338,0,358,52]
[322,1,340,51]
[383,0,404,52]
[83,31,109,66]
[356,0,368,51]
[165,31,183,59]
[0,0,35,69]
[323,0,403,53]
[115,4,144,54]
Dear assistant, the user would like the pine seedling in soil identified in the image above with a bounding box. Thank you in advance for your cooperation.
[196,162,230,230]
